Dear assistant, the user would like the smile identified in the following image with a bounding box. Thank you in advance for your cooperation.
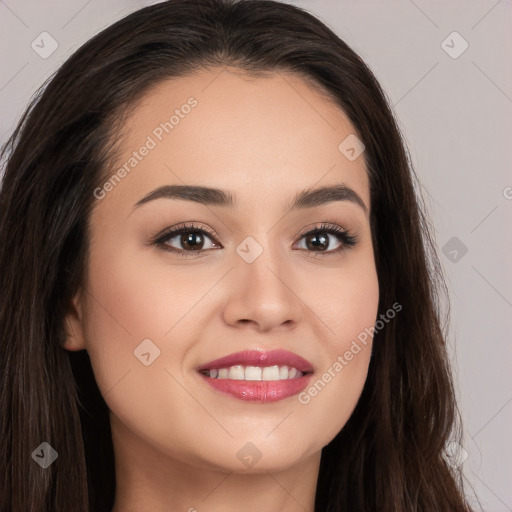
[196,349,314,402]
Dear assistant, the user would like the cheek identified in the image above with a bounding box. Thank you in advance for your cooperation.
[81,228,246,417]
[309,250,380,347]
[84,231,221,336]
[297,347,372,453]
[80,236,205,394]
[295,256,379,444]
[79,242,216,455]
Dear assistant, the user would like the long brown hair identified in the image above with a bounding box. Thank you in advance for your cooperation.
[0,0,475,510]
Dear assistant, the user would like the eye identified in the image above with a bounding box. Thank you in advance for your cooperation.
[151,221,358,257]
[294,222,358,256]
[152,222,221,256]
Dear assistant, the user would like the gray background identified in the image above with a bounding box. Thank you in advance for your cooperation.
[1,0,511,510]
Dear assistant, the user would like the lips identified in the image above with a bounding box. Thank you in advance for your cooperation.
[196,349,314,374]
[196,349,315,402]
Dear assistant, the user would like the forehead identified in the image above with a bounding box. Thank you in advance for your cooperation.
[99,67,370,215]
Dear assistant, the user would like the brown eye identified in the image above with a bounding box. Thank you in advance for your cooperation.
[174,231,207,251]
[154,223,221,255]
[152,221,357,257]
[295,223,358,256]
[302,232,333,252]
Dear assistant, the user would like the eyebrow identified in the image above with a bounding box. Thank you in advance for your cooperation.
[133,183,368,216]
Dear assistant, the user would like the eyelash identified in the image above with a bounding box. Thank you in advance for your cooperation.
[151,221,358,257]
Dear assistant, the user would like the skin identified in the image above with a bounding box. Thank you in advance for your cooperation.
[64,67,380,512]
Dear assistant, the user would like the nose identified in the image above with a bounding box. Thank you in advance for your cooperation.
[222,242,302,332]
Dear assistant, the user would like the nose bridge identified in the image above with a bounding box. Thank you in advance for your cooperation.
[223,229,300,329]
[236,229,290,296]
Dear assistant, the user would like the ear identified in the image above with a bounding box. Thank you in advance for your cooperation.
[62,288,87,351]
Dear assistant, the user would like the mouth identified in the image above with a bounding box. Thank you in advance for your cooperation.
[196,349,314,402]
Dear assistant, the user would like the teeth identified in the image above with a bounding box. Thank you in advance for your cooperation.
[245,366,262,380]
[288,367,298,379]
[228,365,244,379]
[202,365,305,380]
[262,365,279,381]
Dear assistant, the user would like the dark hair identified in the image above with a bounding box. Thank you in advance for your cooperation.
[0,0,475,510]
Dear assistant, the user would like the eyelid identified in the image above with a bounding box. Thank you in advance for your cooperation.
[154,219,353,241]
[151,222,221,246]
[294,220,348,238]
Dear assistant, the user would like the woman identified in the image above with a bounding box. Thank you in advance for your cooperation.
[0,0,475,510]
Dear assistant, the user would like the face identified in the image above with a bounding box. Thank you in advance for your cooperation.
[64,67,379,474]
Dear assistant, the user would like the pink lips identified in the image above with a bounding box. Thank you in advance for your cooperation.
[196,349,314,403]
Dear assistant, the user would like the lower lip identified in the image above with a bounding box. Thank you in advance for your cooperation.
[198,372,314,402]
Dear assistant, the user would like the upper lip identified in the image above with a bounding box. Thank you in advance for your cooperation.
[197,349,314,373]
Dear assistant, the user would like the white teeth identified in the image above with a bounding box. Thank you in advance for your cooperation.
[245,366,262,380]
[228,365,244,380]
[288,367,298,379]
[203,365,305,380]
[262,365,279,381]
